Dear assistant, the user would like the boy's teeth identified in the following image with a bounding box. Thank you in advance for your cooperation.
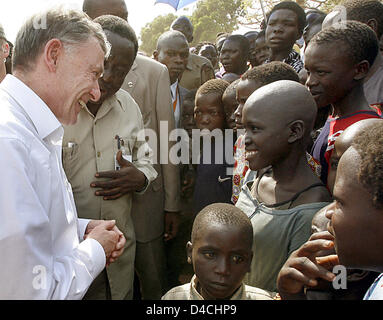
[79,100,87,109]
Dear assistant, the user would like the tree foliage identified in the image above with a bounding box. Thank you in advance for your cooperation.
[139,13,177,55]
[190,0,246,46]
[139,0,244,55]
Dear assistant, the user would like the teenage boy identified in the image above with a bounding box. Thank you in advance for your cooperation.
[62,15,157,300]
[162,203,275,300]
[265,1,306,73]
[277,121,383,300]
[236,80,331,292]
[231,62,300,204]
[305,21,381,187]
[322,0,383,106]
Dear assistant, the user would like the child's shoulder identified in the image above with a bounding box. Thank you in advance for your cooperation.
[243,285,277,300]
[161,283,193,300]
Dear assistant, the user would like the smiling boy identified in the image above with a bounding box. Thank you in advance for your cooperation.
[236,80,331,292]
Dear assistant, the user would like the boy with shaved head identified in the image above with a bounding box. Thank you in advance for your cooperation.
[236,80,331,292]
[162,203,275,300]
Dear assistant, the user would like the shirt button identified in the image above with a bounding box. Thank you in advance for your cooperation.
[97,151,101,157]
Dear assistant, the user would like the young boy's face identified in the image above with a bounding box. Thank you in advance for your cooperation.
[220,39,247,75]
[234,79,262,129]
[194,92,225,132]
[188,223,252,300]
[181,98,196,137]
[325,147,383,270]
[304,41,356,109]
[266,9,301,53]
[254,36,270,66]
[222,90,238,131]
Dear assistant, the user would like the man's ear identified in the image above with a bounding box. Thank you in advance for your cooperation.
[354,60,370,81]
[153,50,159,61]
[43,38,64,72]
[186,241,193,264]
[1,42,9,59]
[287,120,305,143]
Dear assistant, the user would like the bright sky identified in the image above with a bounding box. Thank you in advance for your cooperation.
[0,0,197,43]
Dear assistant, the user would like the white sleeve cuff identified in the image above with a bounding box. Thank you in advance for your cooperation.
[78,218,91,241]
[77,238,106,279]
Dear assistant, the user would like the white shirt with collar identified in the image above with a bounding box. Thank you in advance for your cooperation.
[170,79,181,128]
[0,75,105,299]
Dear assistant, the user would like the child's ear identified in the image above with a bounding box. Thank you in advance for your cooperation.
[186,241,193,264]
[366,18,378,36]
[354,60,370,81]
[287,120,304,143]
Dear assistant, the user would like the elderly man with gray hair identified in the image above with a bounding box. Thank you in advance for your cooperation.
[0,8,126,299]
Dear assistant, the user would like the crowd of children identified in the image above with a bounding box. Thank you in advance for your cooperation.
[1,0,383,301]
[165,0,383,301]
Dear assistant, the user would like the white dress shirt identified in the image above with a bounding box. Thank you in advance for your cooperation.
[0,75,105,299]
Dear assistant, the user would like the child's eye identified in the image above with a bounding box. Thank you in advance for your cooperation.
[203,252,215,259]
[335,199,343,209]
[232,255,244,264]
[316,70,328,76]
[251,125,259,132]
[330,159,339,170]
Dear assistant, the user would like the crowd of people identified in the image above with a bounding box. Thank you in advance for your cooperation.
[0,0,383,301]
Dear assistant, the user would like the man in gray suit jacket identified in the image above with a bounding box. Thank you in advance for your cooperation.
[83,0,181,300]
